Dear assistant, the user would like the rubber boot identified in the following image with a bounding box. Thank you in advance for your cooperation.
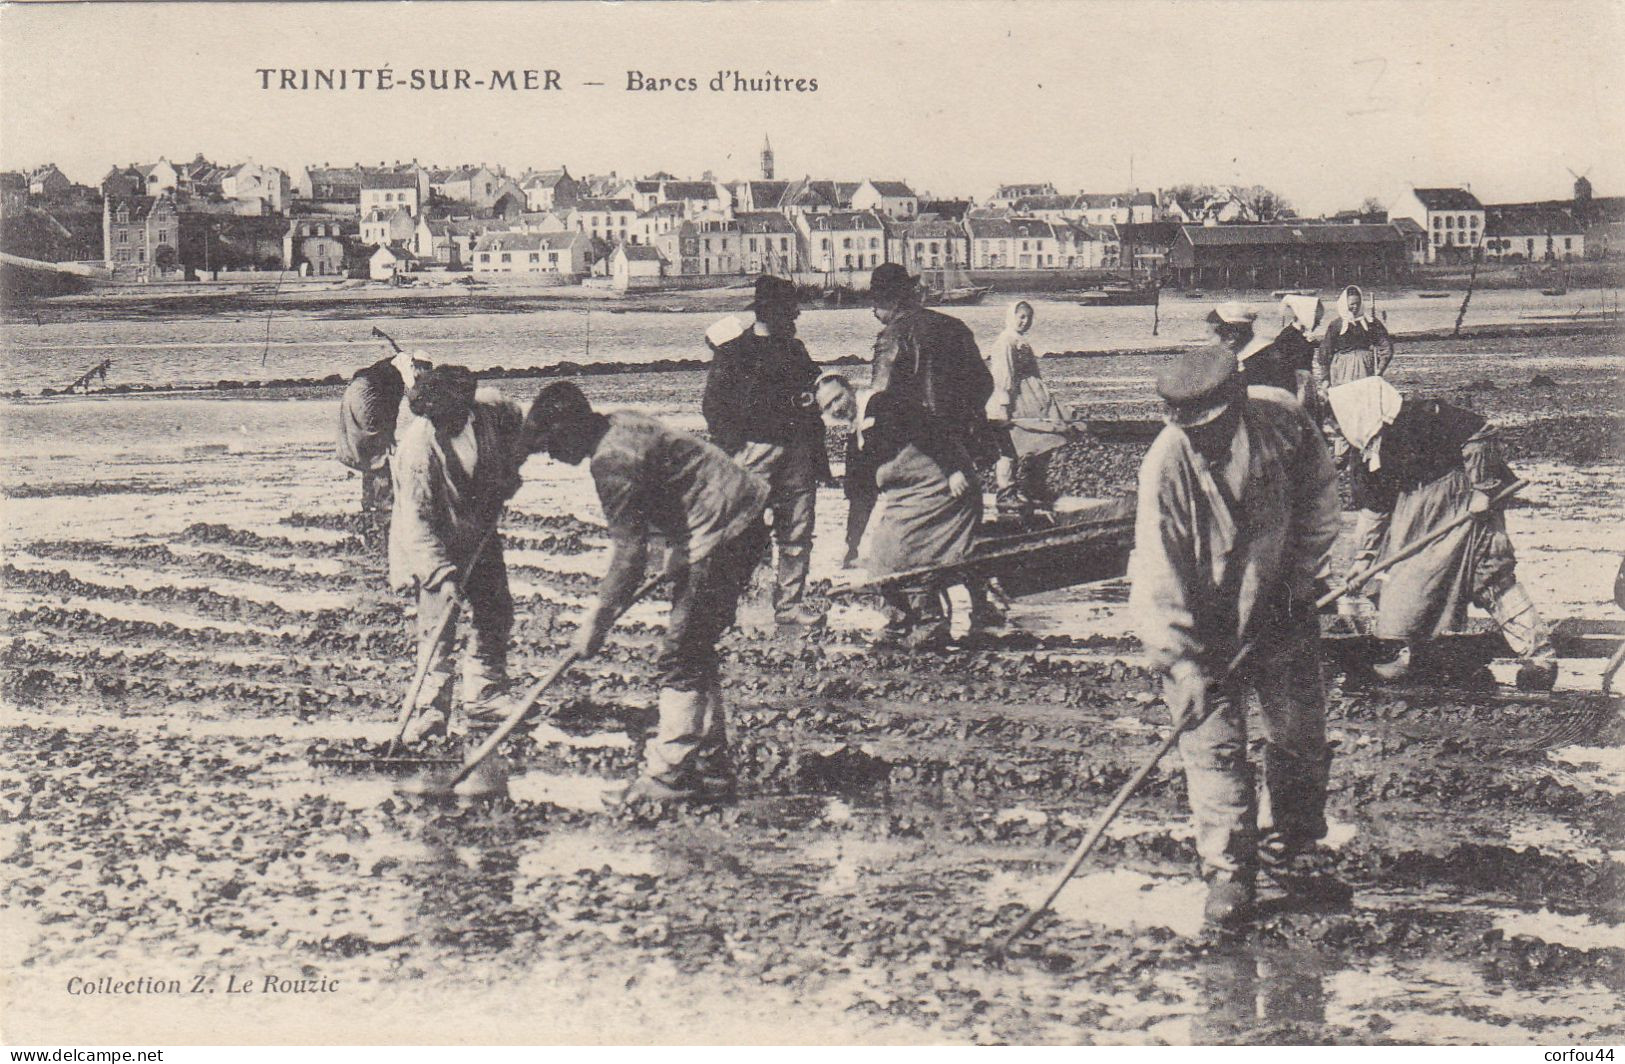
[641,687,707,789]
[1489,581,1558,691]
[693,682,737,798]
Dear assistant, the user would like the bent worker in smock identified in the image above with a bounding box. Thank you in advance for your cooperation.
[336,346,431,549]
[1326,376,1557,690]
[390,365,527,742]
[1129,345,1343,929]
[523,381,770,804]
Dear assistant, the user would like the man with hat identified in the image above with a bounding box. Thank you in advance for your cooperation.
[865,263,1001,636]
[702,275,829,627]
[1127,332,1343,928]
[523,381,770,803]
[336,345,433,551]
[390,364,528,742]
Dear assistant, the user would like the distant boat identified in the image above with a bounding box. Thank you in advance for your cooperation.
[921,266,992,306]
[1417,291,1451,299]
[1271,288,1317,298]
[1541,287,1567,297]
[1077,282,1157,307]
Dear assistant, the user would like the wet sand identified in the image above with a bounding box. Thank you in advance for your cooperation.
[1,331,1622,1045]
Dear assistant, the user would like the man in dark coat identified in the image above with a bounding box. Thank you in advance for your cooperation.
[701,276,829,626]
[868,263,995,441]
[864,263,1000,633]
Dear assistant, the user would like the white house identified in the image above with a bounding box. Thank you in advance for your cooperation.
[896,217,969,270]
[362,207,417,248]
[610,243,666,290]
[849,180,919,220]
[429,166,501,209]
[1076,192,1157,226]
[799,210,886,272]
[369,243,418,281]
[1481,205,1585,262]
[567,198,638,244]
[134,159,181,196]
[220,163,287,214]
[521,168,581,211]
[471,231,591,278]
[735,211,800,273]
[1391,187,1485,263]
[965,216,1015,268]
[359,171,420,219]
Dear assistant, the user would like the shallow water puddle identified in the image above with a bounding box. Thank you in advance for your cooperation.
[1547,745,1625,794]
[1490,907,1625,950]
[504,769,617,811]
[515,830,663,878]
[1325,958,1621,1043]
[984,867,1207,938]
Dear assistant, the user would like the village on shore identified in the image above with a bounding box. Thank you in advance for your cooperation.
[3,138,1623,298]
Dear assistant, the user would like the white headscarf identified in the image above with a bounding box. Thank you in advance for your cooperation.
[1336,285,1373,327]
[1327,376,1403,470]
[1280,295,1323,335]
[1003,299,1034,335]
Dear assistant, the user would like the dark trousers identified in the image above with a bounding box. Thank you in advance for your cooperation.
[656,522,770,691]
[361,465,392,551]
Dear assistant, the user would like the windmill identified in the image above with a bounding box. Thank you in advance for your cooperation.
[1567,165,1593,213]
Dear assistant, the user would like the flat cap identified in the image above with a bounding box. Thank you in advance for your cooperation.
[1157,346,1241,426]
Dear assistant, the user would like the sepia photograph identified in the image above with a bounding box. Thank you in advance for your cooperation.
[0,0,1622,1048]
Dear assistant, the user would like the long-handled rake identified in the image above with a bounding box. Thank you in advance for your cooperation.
[992,479,1528,956]
[397,568,667,798]
[381,523,502,760]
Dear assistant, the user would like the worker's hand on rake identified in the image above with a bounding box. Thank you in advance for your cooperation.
[1165,660,1208,722]
[1468,489,1494,518]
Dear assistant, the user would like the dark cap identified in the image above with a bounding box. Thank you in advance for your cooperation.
[747,274,798,311]
[407,364,478,421]
[1156,346,1242,427]
[869,262,918,303]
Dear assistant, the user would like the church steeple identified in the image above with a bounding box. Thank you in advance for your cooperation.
[760,135,774,181]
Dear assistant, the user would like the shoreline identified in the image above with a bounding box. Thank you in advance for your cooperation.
[7,318,1619,401]
[8,263,1623,323]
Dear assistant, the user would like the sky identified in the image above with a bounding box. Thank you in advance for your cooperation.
[2,0,1623,214]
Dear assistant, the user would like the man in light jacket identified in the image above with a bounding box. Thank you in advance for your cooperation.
[389,365,526,742]
[1128,344,1343,928]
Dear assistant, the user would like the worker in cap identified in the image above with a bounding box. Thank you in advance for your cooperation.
[1129,339,1344,928]
[524,381,769,804]
[389,365,527,743]
[701,275,829,628]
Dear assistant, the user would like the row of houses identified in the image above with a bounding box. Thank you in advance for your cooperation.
[1389,181,1625,263]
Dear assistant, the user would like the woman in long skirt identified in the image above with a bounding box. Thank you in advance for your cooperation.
[819,374,980,650]
[984,300,1071,517]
